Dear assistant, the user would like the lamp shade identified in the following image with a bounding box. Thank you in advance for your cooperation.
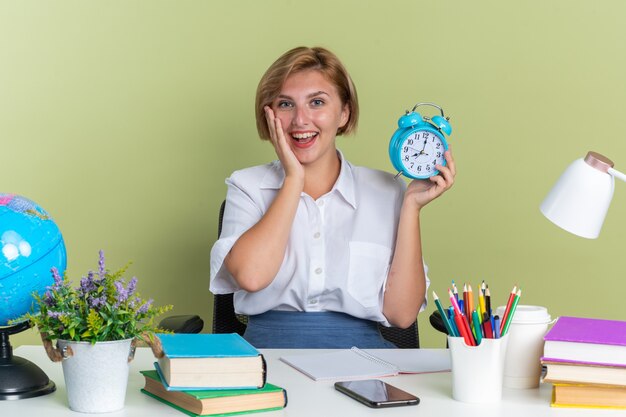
[540,152,615,239]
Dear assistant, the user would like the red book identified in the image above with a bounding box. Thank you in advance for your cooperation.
[542,316,626,366]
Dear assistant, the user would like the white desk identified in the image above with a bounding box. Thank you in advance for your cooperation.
[1,346,621,416]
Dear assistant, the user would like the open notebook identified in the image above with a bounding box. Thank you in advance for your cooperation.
[280,347,451,381]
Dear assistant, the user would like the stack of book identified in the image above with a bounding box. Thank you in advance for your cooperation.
[141,333,287,416]
[541,316,626,409]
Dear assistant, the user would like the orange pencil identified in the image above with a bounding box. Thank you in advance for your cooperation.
[500,285,518,333]
[467,284,474,321]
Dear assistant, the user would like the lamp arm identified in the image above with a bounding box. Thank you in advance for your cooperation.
[608,167,626,183]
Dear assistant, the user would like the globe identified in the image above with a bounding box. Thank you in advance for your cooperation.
[0,193,67,326]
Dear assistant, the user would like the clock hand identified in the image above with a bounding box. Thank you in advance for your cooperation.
[407,149,428,158]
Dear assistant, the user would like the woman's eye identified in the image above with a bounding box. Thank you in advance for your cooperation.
[277,101,294,109]
[311,99,324,106]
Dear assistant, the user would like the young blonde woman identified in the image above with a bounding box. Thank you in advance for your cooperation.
[210,46,455,348]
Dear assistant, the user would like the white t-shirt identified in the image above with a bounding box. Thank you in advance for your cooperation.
[209,152,429,326]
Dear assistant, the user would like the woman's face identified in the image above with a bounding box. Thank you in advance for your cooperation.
[271,70,349,166]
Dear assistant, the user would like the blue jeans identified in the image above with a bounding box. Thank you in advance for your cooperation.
[243,310,397,349]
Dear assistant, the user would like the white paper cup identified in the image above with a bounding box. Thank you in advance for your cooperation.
[448,334,509,403]
[495,305,551,389]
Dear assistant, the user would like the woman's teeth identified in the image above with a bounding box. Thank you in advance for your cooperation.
[292,132,317,143]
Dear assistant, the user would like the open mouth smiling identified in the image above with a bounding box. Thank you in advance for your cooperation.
[291,132,318,146]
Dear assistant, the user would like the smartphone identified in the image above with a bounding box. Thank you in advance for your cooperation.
[334,379,420,408]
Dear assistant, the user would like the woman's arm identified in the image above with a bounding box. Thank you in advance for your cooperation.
[224,108,303,292]
[383,149,456,328]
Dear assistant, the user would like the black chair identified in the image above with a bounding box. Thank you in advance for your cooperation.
[212,201,420,348]
[159,314,204,333]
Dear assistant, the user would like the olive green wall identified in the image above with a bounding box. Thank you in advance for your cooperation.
[4,1,625,349]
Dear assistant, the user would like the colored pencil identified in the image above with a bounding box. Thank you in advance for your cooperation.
[501,288,522,336]
[453,311,475,346]
[482,312,493,339]
[461,314,476,346]
[449,289,475,346]
[448,289,462,315]
[452,280,459,302]
[432,291,455,336]
[478,289,486,322]
[472,310,483,345]
[466,284,474,321]
[499,285,517,334]
[447,307,459,336]
[463,283,469,318]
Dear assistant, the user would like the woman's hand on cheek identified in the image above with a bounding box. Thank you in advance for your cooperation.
[265,106,305,182]
[405,149,456,210]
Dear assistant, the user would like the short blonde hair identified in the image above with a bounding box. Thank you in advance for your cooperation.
[255,46,359,140]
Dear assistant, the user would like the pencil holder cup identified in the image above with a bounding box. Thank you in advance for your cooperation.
[448,334,509,403]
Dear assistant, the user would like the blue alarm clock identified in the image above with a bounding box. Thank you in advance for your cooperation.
[388,102,452,180]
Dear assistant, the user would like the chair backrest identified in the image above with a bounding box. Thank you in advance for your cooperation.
[211,200,420,348]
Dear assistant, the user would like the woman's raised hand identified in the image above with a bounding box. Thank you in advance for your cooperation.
[265,106,305,182]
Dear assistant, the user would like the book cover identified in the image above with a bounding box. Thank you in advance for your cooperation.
[551,383,626,409]
[543,316,626,366]
[158,333,260,358]
[544,316,626,346]
[140,370,287,416]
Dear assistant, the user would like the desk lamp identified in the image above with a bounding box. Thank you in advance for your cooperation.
[540,151,625,239]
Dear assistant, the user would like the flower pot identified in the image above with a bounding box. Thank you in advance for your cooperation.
[57,338,134,413]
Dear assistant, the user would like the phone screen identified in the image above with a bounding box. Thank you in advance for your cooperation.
[334,379,420,408]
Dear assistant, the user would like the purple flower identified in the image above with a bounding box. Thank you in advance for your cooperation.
[114,280,130,306]
[79,271,97,295]
[98,250,106,281]
[127,277,137,297]
[137,299,153,314]
[51,267,63,285]
[47,311,64,319]
[43,290,55,307]
[89,295,107,308]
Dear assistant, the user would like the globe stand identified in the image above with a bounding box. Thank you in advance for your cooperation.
[0,321,55,400]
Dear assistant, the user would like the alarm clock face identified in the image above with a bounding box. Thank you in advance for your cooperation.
[398,130,447,179]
